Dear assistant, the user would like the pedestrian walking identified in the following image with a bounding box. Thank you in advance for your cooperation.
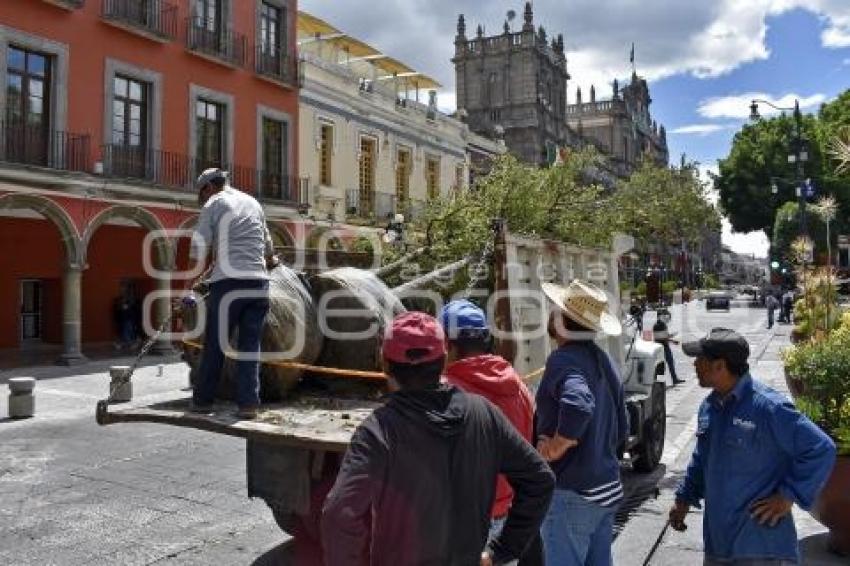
[439,299,543,565]
[781,289,795,324]
[765,294,779,329]
[189,168,279,420]
[321,312,554,566]
[653,308,685,385]
[669,328,836,565]
[537,280,629,566]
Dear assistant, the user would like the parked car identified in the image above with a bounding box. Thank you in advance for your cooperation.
[706,290,732,311]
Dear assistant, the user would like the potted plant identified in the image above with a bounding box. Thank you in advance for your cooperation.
[782,319,850,555]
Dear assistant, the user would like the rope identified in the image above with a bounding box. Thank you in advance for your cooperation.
[181,339,387,381]
[182,339,547,384]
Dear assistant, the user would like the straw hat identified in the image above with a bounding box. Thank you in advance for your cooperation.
[542,280,622,337]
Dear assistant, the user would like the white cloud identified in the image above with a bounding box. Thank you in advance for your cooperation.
[697,92,828,120]
[299,0,850,111]
[722,219,770,258]
[669,124,735,136]
[843,58,850,66]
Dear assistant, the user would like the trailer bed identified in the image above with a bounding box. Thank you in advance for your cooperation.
[96,392,382,452]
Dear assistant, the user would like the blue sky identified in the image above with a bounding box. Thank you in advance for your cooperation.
[655,9,850,257]
[301,2,850,257]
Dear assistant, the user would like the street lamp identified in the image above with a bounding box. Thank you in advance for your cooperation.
[749,98,809,238]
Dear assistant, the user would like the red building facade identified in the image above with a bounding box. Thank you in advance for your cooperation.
[0,0,304,362]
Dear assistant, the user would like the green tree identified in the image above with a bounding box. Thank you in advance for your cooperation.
[715,113,823,235]
[772,201,826,262]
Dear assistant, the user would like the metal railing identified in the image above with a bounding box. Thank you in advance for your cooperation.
[100,144,301,205]
[101,0,178,40]
[375,192,396,219]
[186,18,246,67]
[0,122,91,173]
[255,44,298,84]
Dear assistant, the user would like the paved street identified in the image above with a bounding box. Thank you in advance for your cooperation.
[0,296,842,565]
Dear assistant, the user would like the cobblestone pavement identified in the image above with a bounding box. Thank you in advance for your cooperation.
[0,357,290,565]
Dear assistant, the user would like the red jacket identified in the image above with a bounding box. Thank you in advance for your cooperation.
[443,354,535,518]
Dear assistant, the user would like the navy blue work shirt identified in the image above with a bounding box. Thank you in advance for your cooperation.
[676,374,836,563]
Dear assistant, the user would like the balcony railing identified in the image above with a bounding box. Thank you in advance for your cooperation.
[255,45,298,85]
[101,144,302,204]
[101,0,178,40]
[186,18,247,67]
[0,122,91,173]
[346,190,399,220]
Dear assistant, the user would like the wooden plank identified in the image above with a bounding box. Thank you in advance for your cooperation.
[96,393,382,453]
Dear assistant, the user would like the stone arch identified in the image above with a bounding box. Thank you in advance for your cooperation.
[267,222,295,247]
[0,193,83,267]
[82,205,174,270]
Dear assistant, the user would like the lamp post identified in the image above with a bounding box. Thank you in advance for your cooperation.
[749,99,809,238]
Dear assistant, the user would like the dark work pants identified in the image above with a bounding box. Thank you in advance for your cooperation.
[662,341,679,381]
[194,278,269,407]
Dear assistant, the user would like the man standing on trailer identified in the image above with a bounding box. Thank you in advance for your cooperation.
[189,168,279,420]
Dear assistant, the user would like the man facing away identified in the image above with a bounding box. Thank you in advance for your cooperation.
[321,312,555,566]
[438,300,541,565]
[669,328,836,565]
[189,168,279,419]
[765,294,780,329]
[536,281,629,566]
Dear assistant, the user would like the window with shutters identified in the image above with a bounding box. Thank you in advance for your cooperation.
[6,46,51,166]
[426,156,440,199]
[319,123,333,186]
[195,98,224,173]
[359,137,376,214]
[396,147,411,203]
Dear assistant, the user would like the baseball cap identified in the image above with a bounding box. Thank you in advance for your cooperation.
[682,328,749,366]
[439,299,489,339]
[382,312,447,364]
[195,168,227,191]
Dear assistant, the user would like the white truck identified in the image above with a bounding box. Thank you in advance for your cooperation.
[96,219,668,545]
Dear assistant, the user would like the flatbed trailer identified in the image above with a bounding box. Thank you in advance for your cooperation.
[95,220,668,545]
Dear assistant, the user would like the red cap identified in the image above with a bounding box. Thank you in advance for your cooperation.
[382,312,447,364]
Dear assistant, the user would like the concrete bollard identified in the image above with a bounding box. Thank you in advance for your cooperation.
[108,366,133,403]
[8,377,36,419]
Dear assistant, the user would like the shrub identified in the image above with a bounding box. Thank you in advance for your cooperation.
[783,322,850,455]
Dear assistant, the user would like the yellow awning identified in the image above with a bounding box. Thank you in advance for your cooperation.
[297,11,340,38]
[297,11,442,91]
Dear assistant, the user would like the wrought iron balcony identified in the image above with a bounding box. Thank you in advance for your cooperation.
[346,189,399,220]
[186,18,247,68]
[0,122,91,173]
[101,0,178,40]
[100,144,302,205]
[255,45,298,85]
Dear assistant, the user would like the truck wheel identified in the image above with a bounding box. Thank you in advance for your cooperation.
[632,383,666,473]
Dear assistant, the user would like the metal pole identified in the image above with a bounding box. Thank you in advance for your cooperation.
[793,100,807,238]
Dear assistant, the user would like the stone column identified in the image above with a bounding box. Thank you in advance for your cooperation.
[57,265,87,366]
[149,269,177,356]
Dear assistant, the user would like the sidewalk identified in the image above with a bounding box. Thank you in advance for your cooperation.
[614,325,843,565]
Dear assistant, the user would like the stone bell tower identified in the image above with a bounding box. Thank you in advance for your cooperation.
[452,3,572,166]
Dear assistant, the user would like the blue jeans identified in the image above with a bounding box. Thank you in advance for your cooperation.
[542,488,617,566]
[194,278,269,407]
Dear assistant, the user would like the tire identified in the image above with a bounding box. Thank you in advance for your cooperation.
[631,383,666,473]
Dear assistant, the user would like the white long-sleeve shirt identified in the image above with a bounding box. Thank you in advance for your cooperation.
[190,187,273,282]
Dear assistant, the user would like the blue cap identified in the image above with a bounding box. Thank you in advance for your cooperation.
[439,299,488,340]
